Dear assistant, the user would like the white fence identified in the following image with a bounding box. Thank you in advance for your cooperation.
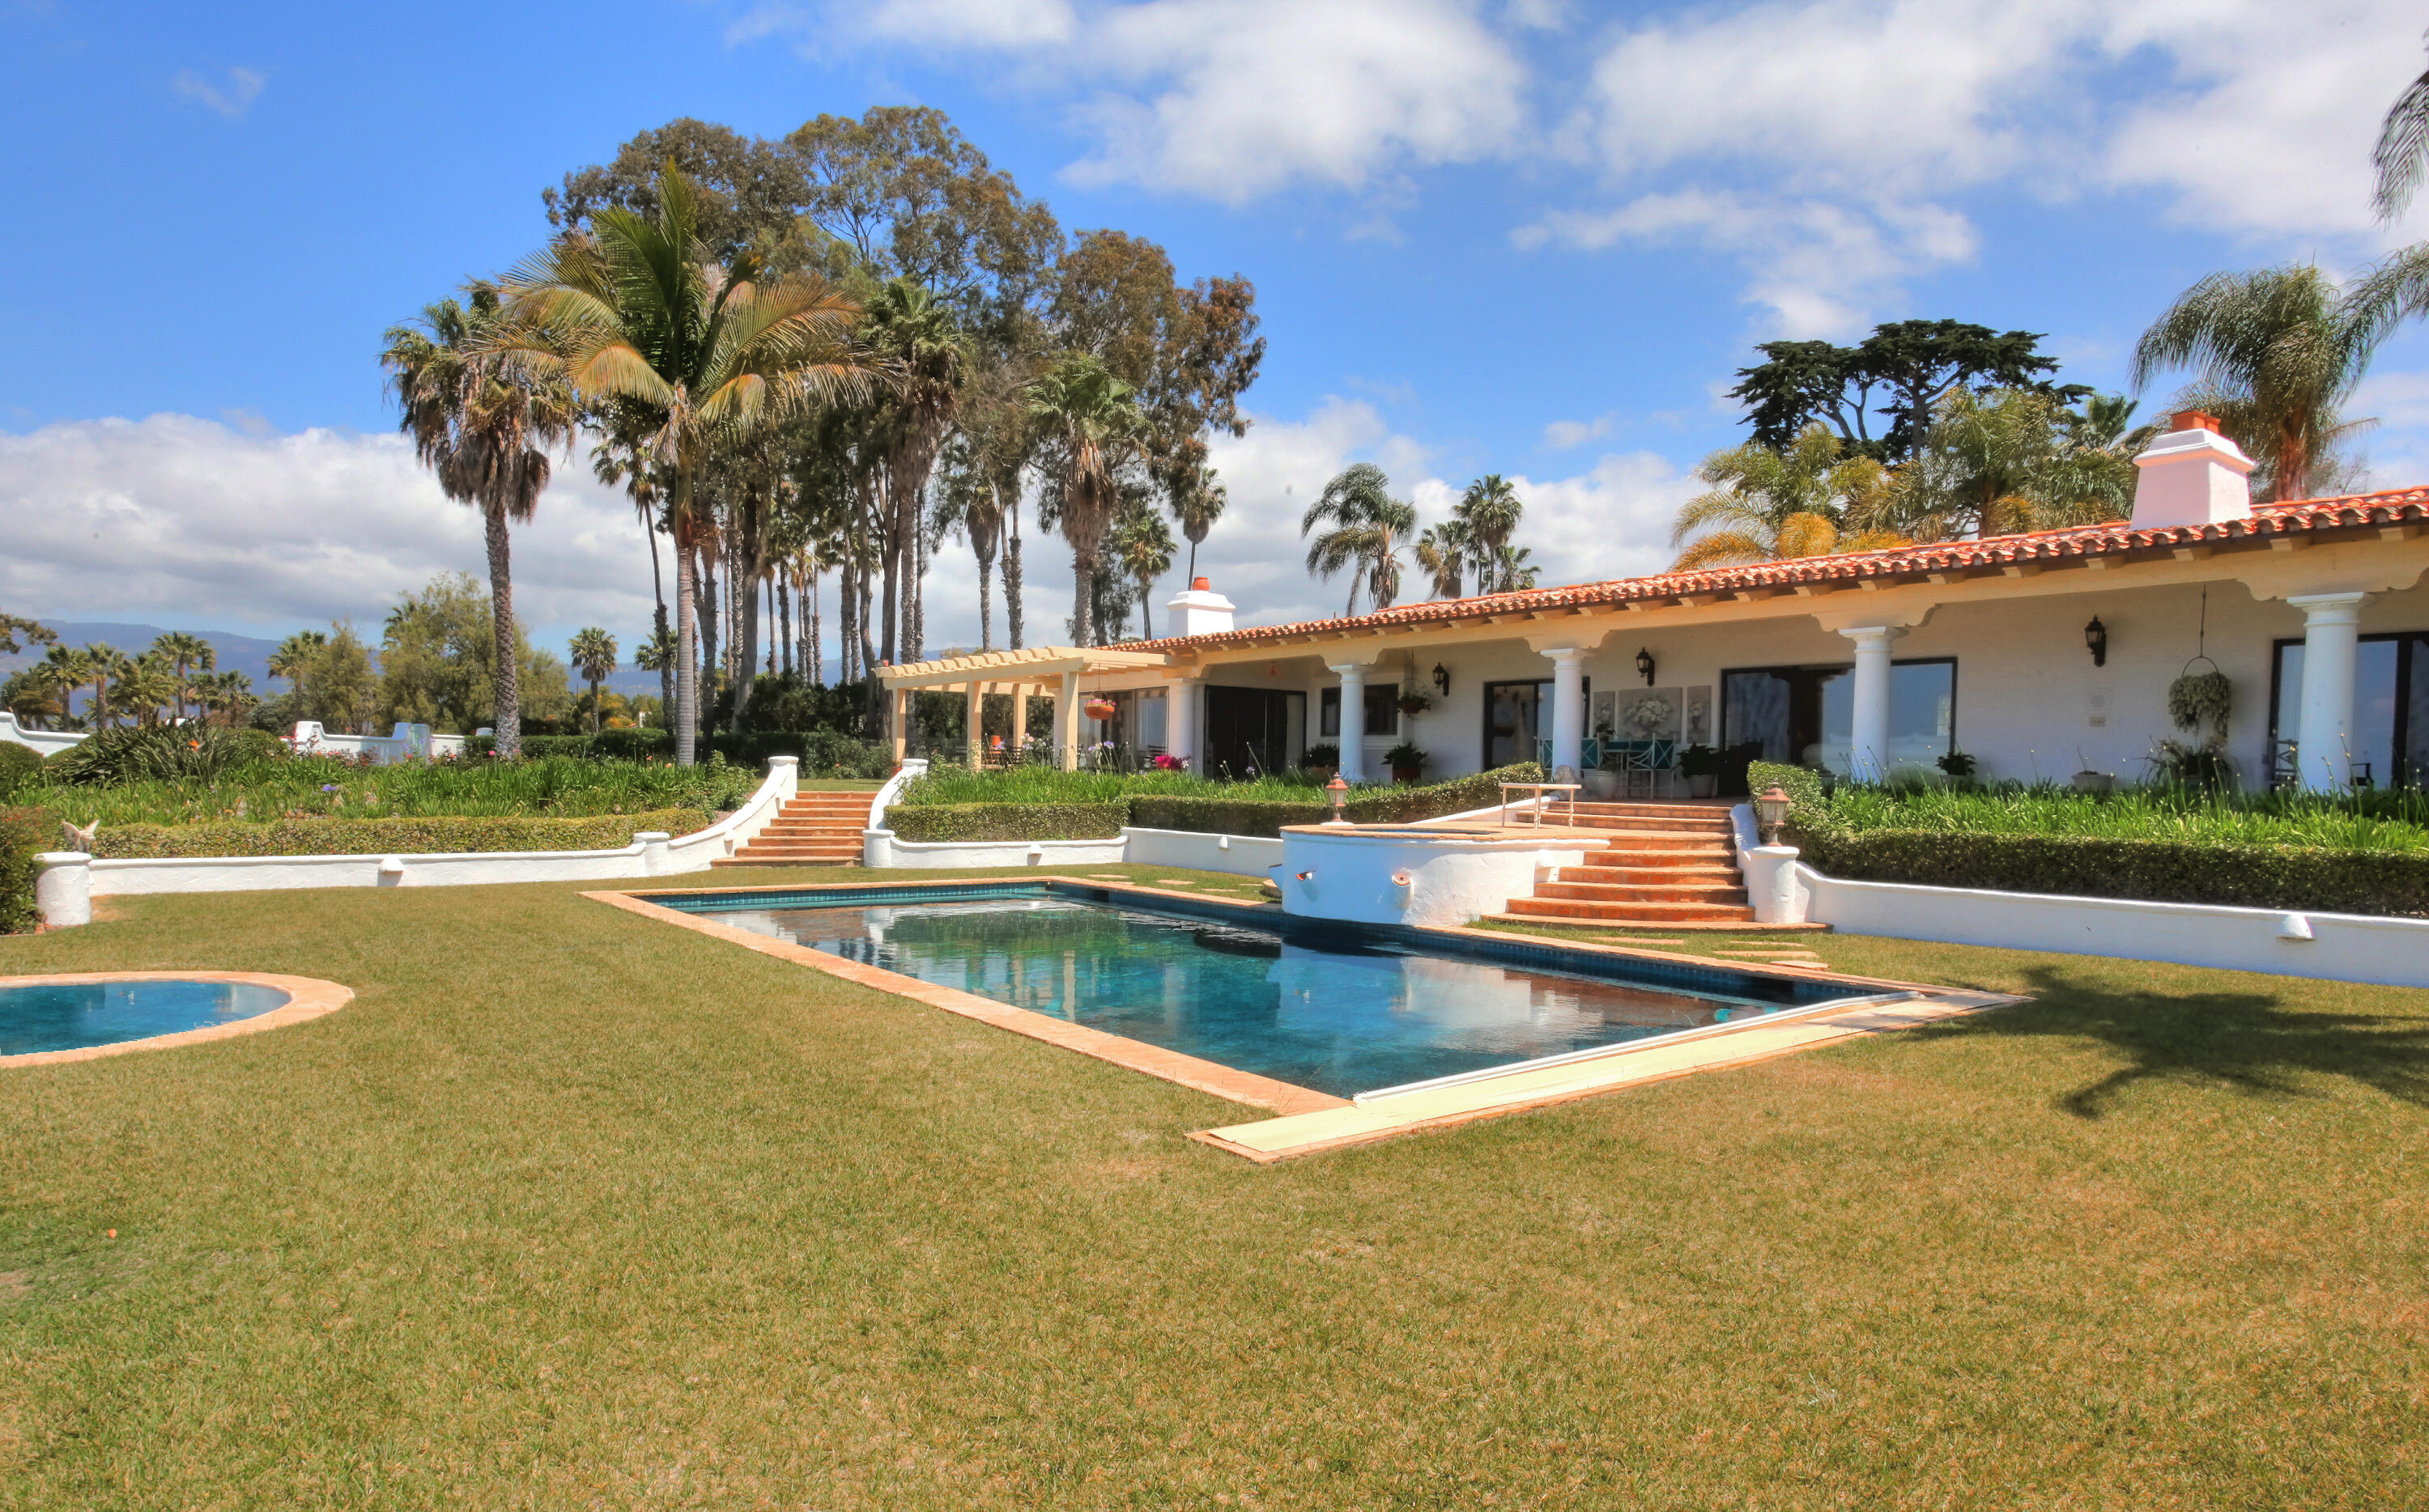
[32,758,800,927]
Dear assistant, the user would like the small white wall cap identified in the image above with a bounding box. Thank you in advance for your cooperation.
[2131,410,2256,530]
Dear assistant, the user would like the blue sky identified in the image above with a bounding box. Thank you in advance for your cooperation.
[6,0,2427,660]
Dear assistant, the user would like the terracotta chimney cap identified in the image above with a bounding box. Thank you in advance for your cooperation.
[1191,575,1210,591]
[2170,410,2220,434]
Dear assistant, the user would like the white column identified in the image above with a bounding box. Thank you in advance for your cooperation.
[1056,670,1081,771]
[1329,663,1368,784]
[1840,626,1904,784]
[2290,592,2368,792]
[1544,647,1586,779]
[34,852,91,928]
[1168,678,1198,771]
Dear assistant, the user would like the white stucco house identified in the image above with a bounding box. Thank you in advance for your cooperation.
[884,413,2427,798]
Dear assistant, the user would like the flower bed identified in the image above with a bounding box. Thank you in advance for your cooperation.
[889,764,1544,840]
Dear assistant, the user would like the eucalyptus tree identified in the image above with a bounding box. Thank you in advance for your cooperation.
[1452,474,1523,592]
[495,165,874,764]
[2130,257,2429,502]
[568,627,618,734]
[1027,353,1146,648]
[383,281,577,759]
[1302,463,1416,616]
[1670,424,1894,569]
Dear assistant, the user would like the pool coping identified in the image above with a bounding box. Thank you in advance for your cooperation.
[585,884,1348,1117]
[588,875,2015,1159]
[0,971,355,1068]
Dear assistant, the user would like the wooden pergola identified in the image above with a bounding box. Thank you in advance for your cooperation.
[876,646,1176,771]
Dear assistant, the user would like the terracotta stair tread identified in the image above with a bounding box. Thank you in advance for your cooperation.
[1504,898,1757,923]
[1535,881,1750,903]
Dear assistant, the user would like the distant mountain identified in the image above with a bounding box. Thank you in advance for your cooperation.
[0,621,289,690]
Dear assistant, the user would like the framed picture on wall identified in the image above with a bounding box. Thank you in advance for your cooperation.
[1686,685,1712,746]
[1590,690,1616,740]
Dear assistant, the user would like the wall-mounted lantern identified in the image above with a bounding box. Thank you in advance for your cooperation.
[2085,617,2108,668]
[1431,663,1450,697]
[1635,647,1656,686]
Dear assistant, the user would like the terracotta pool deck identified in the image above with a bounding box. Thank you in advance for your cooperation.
[589,877,2015,1161]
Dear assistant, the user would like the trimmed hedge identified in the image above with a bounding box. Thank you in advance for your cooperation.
[85,807,713,860]
[929,763,1550,841]
[1798,827,2429,919]
[0,742,42,801]
[469,728,890,776]
[1,806,48,932]
[1749,761,1832,833]
[887,802,1129,843]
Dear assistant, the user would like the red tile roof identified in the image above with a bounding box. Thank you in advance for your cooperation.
[1150,488,2429,654]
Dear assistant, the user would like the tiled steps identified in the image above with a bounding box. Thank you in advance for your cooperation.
[1500,801,1756,925]
[716,792,872,868]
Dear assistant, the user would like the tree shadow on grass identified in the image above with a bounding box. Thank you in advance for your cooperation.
[1906,966,2429,1119]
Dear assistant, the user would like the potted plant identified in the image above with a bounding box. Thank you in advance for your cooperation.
[1936,750,1978,784]
[1383,741,1427,784]
[1396,687,1431,716]
[1678,744,1720,798]
[1300,741,1340,777]
[1083,696,1119,722]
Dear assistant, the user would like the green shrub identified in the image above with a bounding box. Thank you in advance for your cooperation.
[1749,761,1837,837]
[887,802,1129,843]
[85,807,714,860]
[0,805,49,933]
[0,742,43,801]
[1799,828,2429,919]
[899,766,1325,807]
[470,728,888,776]
[1128,763,1544,838]
[44,724,278,786]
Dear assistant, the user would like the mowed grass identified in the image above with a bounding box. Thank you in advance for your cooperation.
[1,868,2425,1509]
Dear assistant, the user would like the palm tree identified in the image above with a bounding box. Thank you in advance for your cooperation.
[593,428,675,728]
[79,643,125,728]
[862,280,969,669]
[198,669,255,726]
[1488,544,1541,591]
[1453,474,1524,592]
[1303,463,1417,616]
[384,281,578,761]
[492,164,873,764]
[1108,497,1176,638]
[2129,257,2429,502]
[1027,353,1147,648]
[269,631,325,720]
[37,644,87,729]
[1414,519,1471,599]
[1670,425,1895,570]
[1169,463,1227,579]
[2376,32,2429,221]
[568,627,618,735]
[114,654,176,727]
[149,631,215,723]
[1862,390,2130,542]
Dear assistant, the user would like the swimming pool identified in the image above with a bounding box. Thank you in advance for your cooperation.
[651,883,1888,1098]
[0,979,294,1057]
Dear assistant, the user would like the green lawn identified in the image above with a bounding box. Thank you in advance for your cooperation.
[2,866,2424,1508]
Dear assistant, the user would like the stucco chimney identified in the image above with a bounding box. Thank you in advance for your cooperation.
[1166,577,1236,637]
[2131,410,2255,529]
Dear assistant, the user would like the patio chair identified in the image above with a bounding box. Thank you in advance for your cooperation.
[1623,738,1675,800]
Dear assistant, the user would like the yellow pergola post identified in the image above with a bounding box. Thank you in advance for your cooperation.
[1056,670,1081,771]
[964,681,984,769]
[891,686,909,765]
[1010,682,1029,759]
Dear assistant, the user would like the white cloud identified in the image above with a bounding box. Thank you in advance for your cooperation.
[0,415,661,648]
[747,0,1527,204]
[1541,413,1611,449]
[170,66,265,120]
[1536,0,2428,333]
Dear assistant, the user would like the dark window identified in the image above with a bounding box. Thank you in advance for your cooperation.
[2269,634,2429,788]
[1719,659,1955,788]
[1319,685,1400,739]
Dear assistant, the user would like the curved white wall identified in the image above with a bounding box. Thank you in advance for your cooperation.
[1279,825,1590,928]
[0,712,87,755]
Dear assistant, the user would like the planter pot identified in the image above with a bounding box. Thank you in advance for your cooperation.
[2071,770,2115,794]
[1687,774,1719,799]
[1083,699,1118,721]
[1392,766,1423,785]
[1396,700,1428,716]
[1581,769,1620,799]
[1304,764,1338,781]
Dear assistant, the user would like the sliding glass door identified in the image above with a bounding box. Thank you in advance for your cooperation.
[2270,634,2429,788]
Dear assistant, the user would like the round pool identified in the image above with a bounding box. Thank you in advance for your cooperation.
[0,973,351,1064]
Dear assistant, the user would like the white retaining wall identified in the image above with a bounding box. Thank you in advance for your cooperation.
[1733,805,2429,989]
[31,758,800,925]
[287,721,470,763]
[0,712,87,756]
[1122,827,1285,877]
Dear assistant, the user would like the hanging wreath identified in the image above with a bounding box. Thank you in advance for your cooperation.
[2167,663,2231,739]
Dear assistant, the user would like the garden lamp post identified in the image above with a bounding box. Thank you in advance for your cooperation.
[1754,784,1793,846]
[1325,774,1351,825]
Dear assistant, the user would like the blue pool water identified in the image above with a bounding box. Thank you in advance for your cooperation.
[670,884,1870,1097]
[0,980,291,1057]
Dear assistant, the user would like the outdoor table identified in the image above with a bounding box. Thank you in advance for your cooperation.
[1499,781,1581,830]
